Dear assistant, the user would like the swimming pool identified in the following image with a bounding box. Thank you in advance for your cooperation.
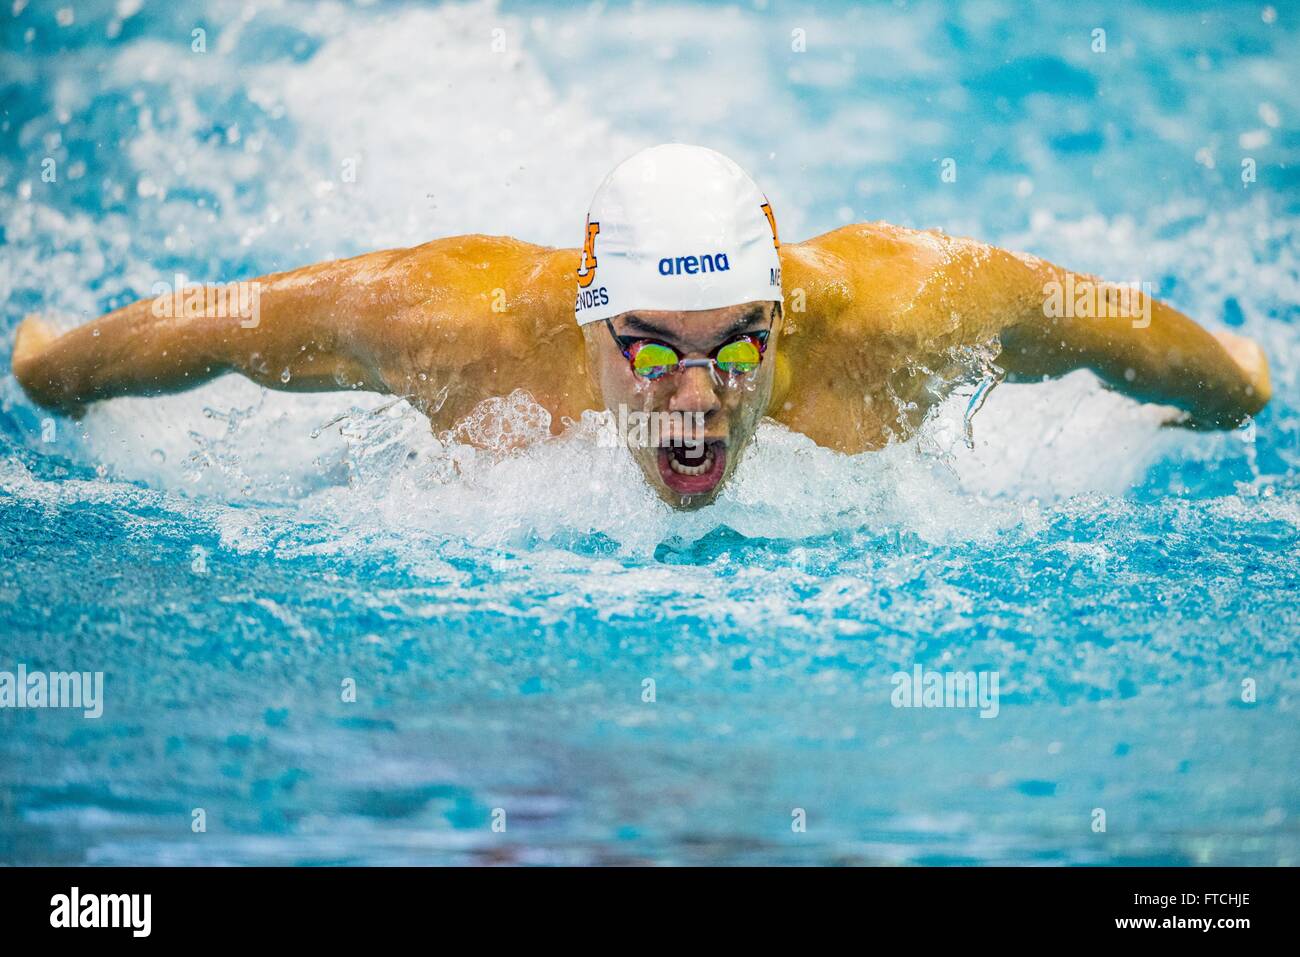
[1,0,1297,865]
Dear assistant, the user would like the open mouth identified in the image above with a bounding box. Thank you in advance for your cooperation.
[657,441,727,495]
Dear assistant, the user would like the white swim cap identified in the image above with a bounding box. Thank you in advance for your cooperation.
[574,143,782,326]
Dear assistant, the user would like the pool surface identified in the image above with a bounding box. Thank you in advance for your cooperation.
[1,0,1298,865]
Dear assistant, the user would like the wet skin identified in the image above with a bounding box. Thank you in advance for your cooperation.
[12,222,1272,507]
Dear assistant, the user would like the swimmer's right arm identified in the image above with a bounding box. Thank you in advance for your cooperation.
[10,252,404,415]
[10,236,567,417]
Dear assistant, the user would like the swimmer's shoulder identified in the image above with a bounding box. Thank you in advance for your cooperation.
[785,222,1021,345]
[783,222,953,338]
[373,235,589,410]
[384,235,580,340]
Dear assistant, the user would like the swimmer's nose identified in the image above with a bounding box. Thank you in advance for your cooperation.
[668,363,722,417]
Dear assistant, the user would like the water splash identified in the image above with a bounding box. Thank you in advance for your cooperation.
[963,364,1006,450]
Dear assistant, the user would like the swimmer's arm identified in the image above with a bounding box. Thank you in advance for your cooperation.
[981,250,1271,429]
[12,236,579,420]
[10,252,420,414]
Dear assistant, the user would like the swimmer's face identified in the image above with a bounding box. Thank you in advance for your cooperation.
[584,300,782,509]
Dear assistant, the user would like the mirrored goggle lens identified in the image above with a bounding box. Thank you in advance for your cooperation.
[630,342,679,379]
[715,338,762,374]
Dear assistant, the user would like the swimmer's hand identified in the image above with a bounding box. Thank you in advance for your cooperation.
[1212,329,1271,407]
[13,314,57,368]
[11,314,84,416]
[1157,330,1272,431]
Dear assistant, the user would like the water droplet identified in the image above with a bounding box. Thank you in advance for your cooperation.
[150,449,166,464]
[280,368,292,383]
[92,328,100,337]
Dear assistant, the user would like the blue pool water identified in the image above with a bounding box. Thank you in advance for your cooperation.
[1,0,1298,865]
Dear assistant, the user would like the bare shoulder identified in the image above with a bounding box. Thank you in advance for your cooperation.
[787,222,1043,346]
[369,235,590,423]
[394,235,577,338]
[772,223,1045,451]
[784,223,952,337]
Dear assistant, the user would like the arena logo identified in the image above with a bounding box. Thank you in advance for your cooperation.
[0,664,103,718]
[150,273,262,328]
[890,665,1000,718]
[1042,275,1154,329]
[658,252,730,276]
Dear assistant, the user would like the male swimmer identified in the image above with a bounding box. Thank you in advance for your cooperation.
[11,144,1272,508]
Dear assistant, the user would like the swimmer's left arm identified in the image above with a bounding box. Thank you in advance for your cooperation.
[968,245,1271,429]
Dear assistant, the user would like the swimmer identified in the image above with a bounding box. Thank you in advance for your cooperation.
[11,144,1271,508]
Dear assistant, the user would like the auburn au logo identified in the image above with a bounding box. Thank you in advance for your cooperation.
[576,218,600,288]
[760,201,779,249]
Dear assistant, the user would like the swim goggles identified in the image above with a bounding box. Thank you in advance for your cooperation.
[604,312,774,383]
